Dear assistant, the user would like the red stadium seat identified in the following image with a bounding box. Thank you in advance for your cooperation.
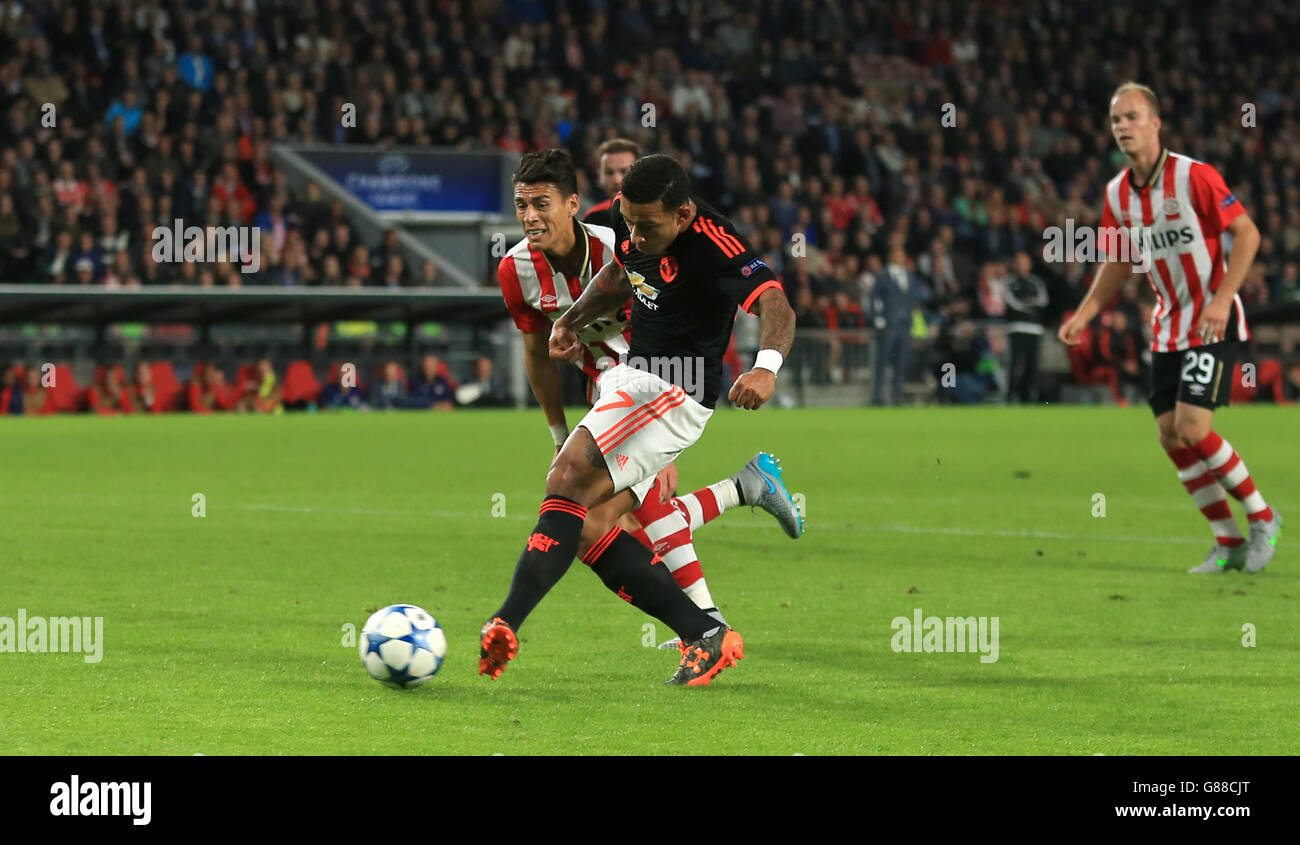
[282,360,323,404]
[151,362,183,411]
[49,364,82,412]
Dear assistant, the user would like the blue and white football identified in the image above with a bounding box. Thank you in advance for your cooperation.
[359,604,447,688]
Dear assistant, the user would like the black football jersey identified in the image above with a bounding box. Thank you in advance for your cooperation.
[582,199,617,230]
[610,195,783,408]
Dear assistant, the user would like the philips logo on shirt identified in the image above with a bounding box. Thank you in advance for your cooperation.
[1219,193,1237,209]
[740,258,767,277]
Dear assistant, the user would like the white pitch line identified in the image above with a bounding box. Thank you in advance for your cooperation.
[871,523,1204,546]
[233,502,534,521]
[232,503,1206,545]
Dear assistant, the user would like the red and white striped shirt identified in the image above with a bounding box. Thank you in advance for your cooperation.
[1099,149,1248,352]
[496,220,631,382]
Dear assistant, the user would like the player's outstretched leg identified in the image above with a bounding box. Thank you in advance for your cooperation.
[479,495,588,679]
[671,452,804,539]
[580,524,728,649]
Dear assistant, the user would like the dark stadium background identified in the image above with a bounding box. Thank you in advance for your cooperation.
[1,0,1298,413]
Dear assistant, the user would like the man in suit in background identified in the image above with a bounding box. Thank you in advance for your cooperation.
[868,245,929,405]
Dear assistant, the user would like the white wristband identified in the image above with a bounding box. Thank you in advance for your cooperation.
[754,349,783,376]
[549,423,570,446]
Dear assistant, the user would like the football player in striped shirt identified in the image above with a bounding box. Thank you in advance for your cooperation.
[1060,82,1282,574]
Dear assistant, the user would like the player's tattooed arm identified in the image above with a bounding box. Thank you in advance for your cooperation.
[729,287,795,410]
[752,287,796,357]
[550,261,631,362]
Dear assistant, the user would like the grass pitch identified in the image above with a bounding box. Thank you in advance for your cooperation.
[1,405,1296,755]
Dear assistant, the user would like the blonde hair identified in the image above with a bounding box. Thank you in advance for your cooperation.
[1110,81,1160,119]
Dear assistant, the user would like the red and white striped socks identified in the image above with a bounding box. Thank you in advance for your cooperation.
[629,491,713,609]
[1188,432,1274,523]
[1167,431,1273,547]
[670,480,739,533]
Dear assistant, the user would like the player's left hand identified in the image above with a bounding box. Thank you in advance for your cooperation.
[728,368,776,410]
[655,462,678,504]
[1194,298,1231,344]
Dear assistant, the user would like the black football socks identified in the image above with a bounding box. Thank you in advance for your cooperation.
[582,526,720,641]
[492,496,587,630]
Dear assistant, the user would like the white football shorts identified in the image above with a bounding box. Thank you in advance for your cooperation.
[576,363,713,505]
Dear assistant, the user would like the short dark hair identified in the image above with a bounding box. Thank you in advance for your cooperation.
[597,138,641,159]
[512,148,578,198]
[620,154,690,210]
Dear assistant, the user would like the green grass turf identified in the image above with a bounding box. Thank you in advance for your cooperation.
[0,405,1295,755]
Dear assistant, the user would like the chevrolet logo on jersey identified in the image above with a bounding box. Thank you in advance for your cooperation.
[627,268,660,310]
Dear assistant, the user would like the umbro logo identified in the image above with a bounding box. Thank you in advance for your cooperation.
[615,454,630,470]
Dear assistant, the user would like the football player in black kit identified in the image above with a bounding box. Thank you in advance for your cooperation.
[480,155,797,686]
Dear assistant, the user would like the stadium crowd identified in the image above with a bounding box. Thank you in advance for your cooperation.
[0,353,513,415]
[1,0,1299,405]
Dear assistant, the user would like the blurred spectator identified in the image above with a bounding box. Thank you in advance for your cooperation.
[320,377,367,410]
[830,290,869,383]
[87,364,133,414]
[1,364,21,414]
[934,320,998,405]
[1003,252,1050,404]
[373,361,409,410]
[408,354,455,411]
[417,259,439,287]
[132,362,165,414]
[379,254,407,288]
[1062,311,1129,407]
[190,364,233,413]
[456,357,511,407]
[19,367,54,415]
[0,193,31,278]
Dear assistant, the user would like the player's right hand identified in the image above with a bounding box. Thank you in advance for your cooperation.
[549,321,582,362]
[1057,317,1086,346]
